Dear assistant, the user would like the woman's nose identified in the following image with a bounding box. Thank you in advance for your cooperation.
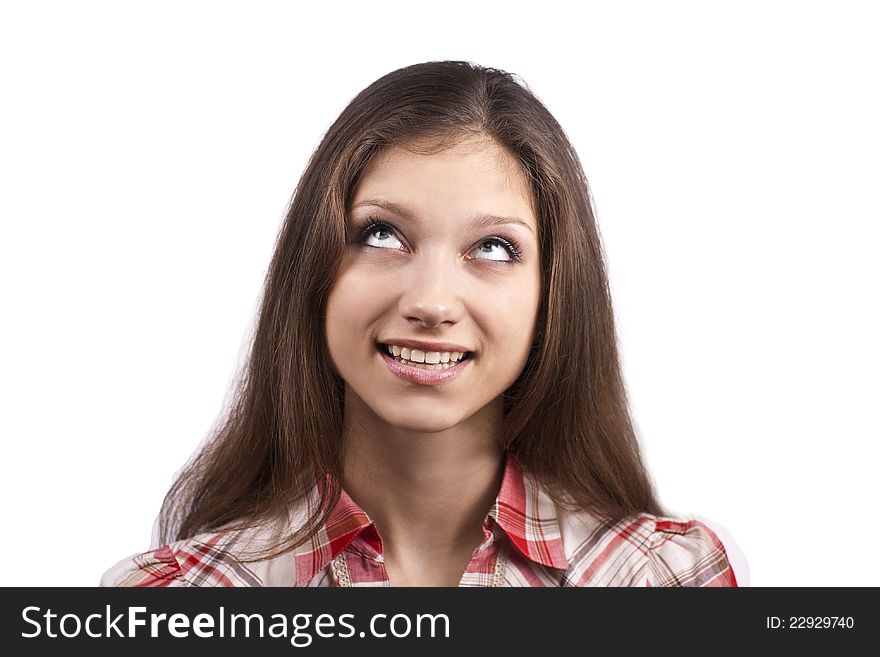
[397,254,465,329]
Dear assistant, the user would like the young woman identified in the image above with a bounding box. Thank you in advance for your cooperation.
[102,61,740,587]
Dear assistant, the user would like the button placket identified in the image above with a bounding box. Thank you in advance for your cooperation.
[490,540,509,587]
[331,552,351,587]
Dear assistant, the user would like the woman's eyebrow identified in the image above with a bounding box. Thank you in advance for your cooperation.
[351,198,533,234]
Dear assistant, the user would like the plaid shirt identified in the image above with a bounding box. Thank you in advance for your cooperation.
[101,458,738,587]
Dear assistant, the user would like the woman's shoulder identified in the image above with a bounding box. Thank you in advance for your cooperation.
[639,513,741,587]
[100,523,296,587]
[100,529,256,587]
[554,508,743,587]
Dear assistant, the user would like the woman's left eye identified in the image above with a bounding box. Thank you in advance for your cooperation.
[473,239,514,261]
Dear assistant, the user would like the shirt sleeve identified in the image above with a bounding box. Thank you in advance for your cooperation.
[99,544,190,587]
[645,517,738,587]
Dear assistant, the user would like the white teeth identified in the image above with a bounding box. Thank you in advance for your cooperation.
[383,344,470,367]
[398,361,455,371]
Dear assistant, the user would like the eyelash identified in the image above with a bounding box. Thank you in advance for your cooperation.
[353,216,524,263]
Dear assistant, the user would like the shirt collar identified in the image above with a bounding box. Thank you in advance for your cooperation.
[291,455,568,584]
[487,456,569,570]
[291,485,375,586]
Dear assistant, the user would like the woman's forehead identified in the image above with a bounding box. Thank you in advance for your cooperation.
[351,138,537,229]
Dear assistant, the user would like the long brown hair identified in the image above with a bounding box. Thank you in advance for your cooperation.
[159,60,665,558]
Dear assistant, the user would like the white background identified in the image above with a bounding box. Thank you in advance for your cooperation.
[1,0,877,586]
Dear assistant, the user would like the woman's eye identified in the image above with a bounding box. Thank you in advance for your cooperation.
[359,221,520,263]
[363,224,404,250]
[472,239,513,262]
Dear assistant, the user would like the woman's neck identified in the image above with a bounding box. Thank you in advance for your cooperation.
[340,392,505,581]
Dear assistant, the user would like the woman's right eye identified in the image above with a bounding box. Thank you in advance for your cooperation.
[362,222,404,250]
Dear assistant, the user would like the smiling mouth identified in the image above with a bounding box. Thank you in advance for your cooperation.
[377,343,474,370]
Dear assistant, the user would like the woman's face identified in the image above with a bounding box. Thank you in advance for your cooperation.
[325,136,542,434]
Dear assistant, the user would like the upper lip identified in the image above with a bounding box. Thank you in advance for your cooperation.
[379,339,473,353]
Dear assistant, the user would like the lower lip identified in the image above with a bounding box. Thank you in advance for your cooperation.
[379,348,472,385]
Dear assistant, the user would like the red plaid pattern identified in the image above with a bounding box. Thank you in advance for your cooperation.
[102,458,738,587]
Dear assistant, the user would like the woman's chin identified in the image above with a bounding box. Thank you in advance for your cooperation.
[376,406,467,435]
